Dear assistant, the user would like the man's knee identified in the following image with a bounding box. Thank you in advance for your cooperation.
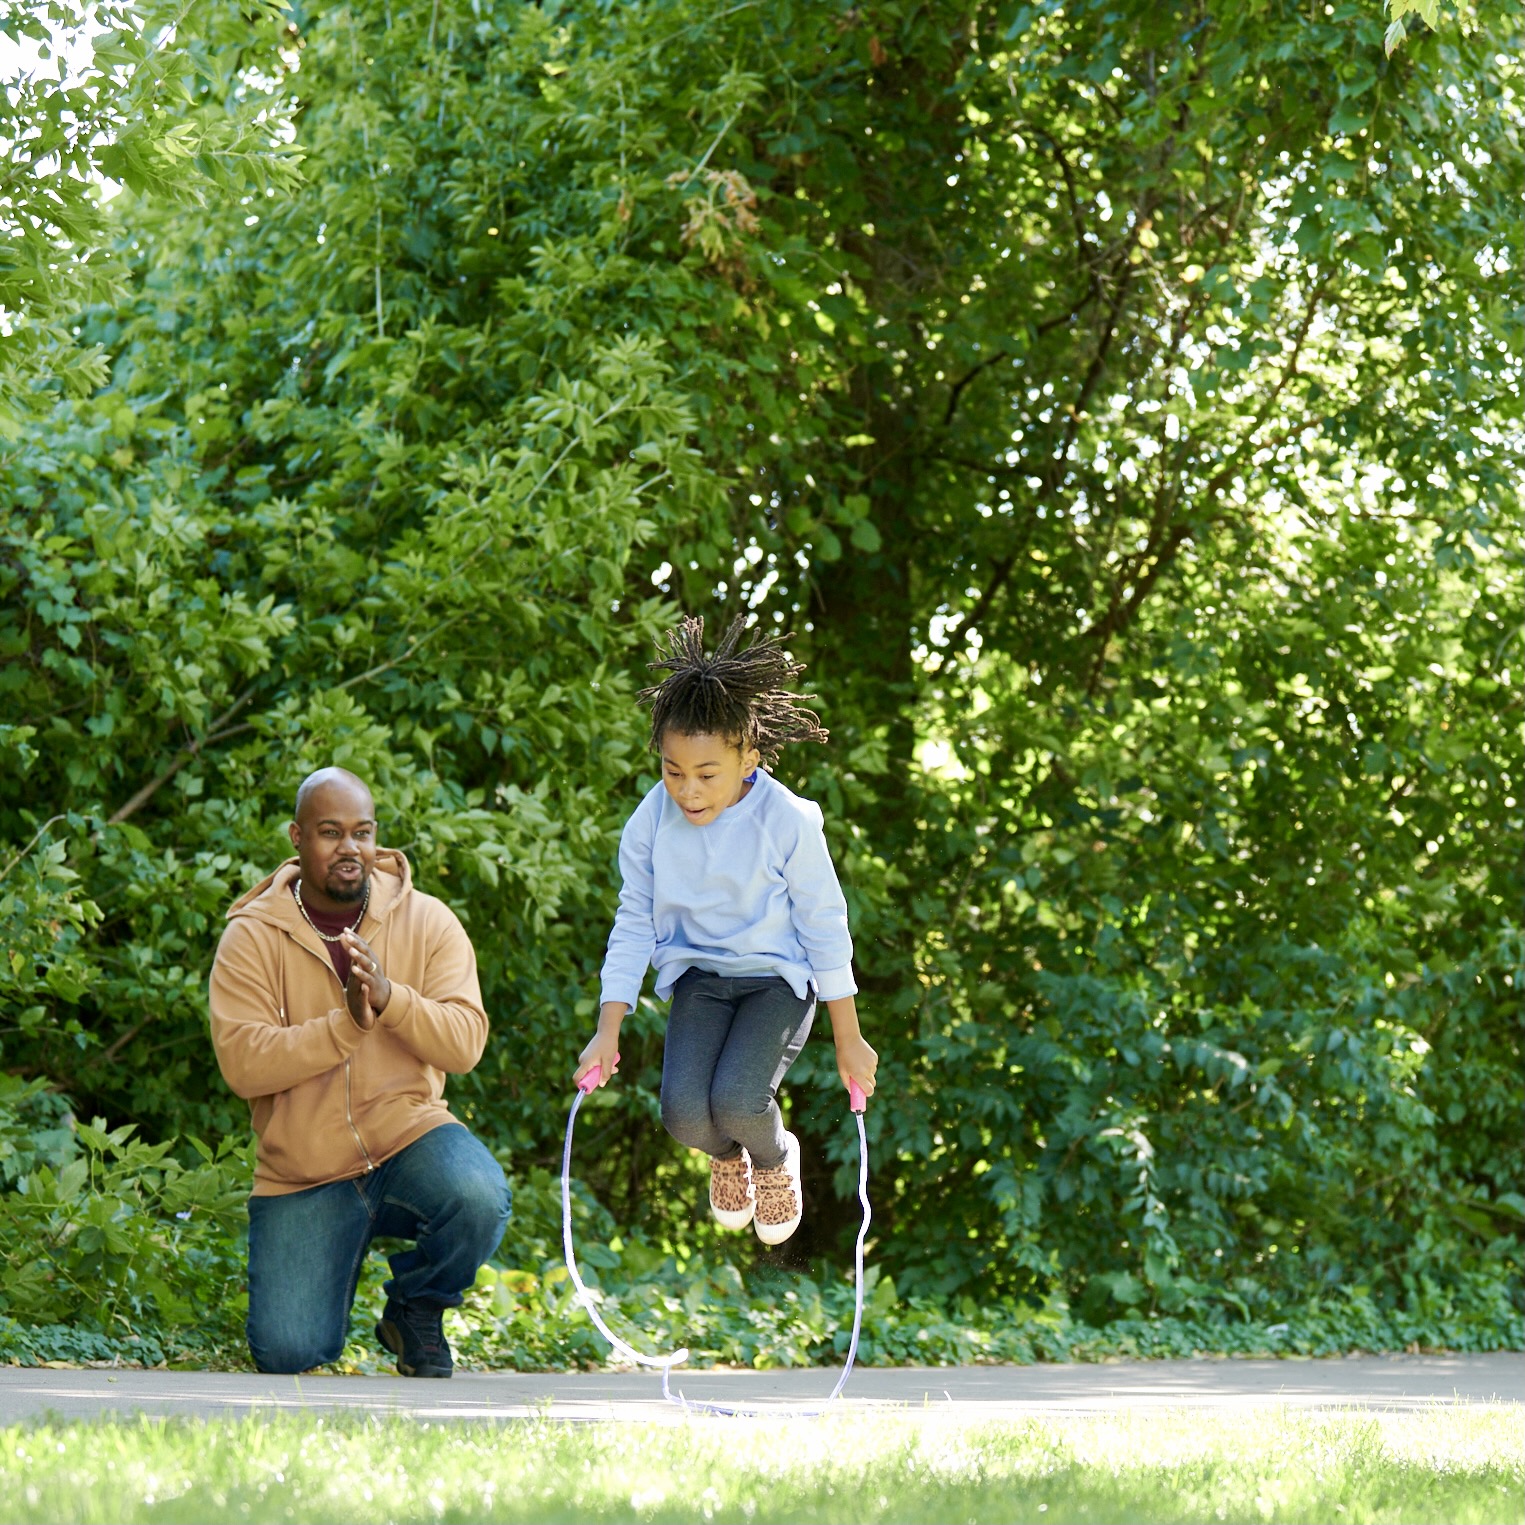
[458,1157,511,1231]
[250,1345,338,1376]
[247,1322,345,1375]
[437,1145,511,1243]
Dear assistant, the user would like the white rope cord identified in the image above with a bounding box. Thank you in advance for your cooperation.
[561,1078,872,1415]
[560,1084,689,1370]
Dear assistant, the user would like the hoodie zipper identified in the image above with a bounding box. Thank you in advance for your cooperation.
[330,935,376,1173]
[344,1057,376,1173]
[294,930,377,1174]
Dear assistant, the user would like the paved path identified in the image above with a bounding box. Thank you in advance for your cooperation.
[0,1355,1519,1424]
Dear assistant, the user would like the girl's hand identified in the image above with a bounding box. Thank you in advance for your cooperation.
[574,1000,628,1089]
[573,1032,622,1090]
[834,1033,878,1099]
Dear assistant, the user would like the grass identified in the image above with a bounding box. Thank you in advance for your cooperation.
[0,1408,1520,1524]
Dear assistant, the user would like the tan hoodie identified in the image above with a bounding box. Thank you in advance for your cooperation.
[209,849,489,1196]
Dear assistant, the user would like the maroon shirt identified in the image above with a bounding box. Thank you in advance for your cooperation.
[291,885,363,986]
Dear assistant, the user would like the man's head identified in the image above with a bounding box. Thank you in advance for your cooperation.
[288,767,377,910]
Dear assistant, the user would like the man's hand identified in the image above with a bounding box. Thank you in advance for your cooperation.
[340,930,392,1028]
[345,968,376,1030]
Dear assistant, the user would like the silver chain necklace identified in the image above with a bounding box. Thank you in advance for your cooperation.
[293,877,369,943]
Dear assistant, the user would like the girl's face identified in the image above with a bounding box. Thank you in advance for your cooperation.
[659,730,761,826]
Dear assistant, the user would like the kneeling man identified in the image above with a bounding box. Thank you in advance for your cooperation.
[210,767,509,1377]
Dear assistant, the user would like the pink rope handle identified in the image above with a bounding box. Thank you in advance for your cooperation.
[849,1078,866,1112]
[577,1053,621,1093]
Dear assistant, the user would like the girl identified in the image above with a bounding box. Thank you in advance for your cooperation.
[574,615,878,1246]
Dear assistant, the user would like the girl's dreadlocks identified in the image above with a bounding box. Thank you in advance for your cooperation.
[640,615,828,767]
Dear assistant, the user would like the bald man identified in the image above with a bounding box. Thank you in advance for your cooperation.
[209,768,509,1378]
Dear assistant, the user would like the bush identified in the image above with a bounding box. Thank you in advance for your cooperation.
[0,1079,251,1354]
[1,1117,1518,1374]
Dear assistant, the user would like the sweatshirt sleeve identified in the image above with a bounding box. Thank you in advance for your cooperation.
[210,919,367,1100]
[377,900,489,1074]
[598,792,659,1010]
[780,802,857,1001]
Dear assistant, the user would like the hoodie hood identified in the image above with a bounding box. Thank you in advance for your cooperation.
[226,848,413,928]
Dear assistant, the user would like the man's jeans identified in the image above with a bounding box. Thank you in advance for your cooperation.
[245,1123,510,1374]
[660,969,816,1170]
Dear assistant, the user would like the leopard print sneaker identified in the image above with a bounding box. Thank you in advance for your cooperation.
[710,1149,755,1230]
[753,1131,803,1246]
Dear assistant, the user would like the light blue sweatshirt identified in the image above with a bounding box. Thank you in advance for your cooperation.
[598,769,857,1009]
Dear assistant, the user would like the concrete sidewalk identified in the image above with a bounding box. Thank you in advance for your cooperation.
[0,1354,1519,1425]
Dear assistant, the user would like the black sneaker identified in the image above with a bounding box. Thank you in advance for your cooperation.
[376,1300,453,1379]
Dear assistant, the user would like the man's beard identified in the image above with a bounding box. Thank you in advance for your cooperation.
[325,871,369,904]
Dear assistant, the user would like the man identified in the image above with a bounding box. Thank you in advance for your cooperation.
[209,767,510,1378]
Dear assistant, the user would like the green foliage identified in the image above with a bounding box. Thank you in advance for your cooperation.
[0,1075,74,1188]
[0,1316,172,1367]
[0,0,1520,1356]
[0,813,102,1035]
[4,1147,1515,1372]
[0,1,303,429]
[1384,0,1461,56]
[435,1160,1524,1371]
[0,1078,250,1342]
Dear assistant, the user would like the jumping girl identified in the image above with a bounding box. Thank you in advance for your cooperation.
[574,615,878,1246]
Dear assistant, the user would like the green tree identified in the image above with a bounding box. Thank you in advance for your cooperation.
[2,0,1519,1328]
[0,1,302,429]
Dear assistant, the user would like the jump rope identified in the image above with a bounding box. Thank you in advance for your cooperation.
[560,1058,872,1416]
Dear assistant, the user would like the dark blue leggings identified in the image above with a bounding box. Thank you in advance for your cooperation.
[660,970,816,1171]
